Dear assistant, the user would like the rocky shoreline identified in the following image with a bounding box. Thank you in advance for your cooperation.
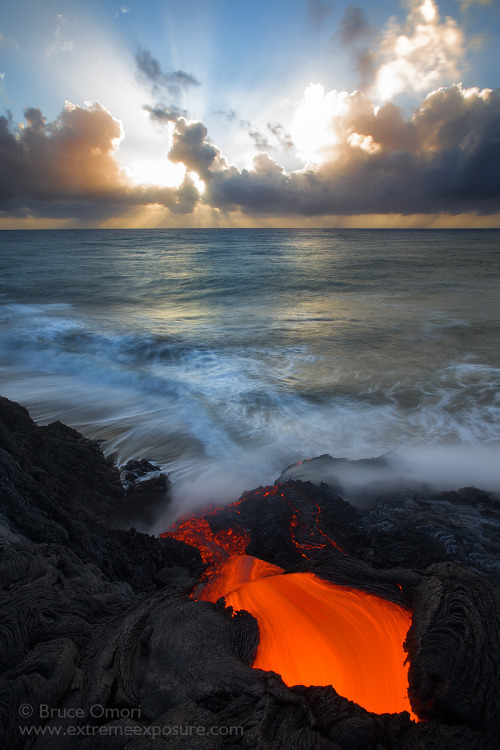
[1,395,499,749]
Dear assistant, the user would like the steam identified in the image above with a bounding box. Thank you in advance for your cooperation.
[277,445,500,508]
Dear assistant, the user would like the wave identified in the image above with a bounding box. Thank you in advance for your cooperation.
[1,301,499,515]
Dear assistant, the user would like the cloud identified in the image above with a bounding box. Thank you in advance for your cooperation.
[135,48,199,97]
[168,118,222,181]
[458,0,494,8]
[0,102,200,219]
[135,48,199,129]
[333,6,374,92]
[372,0,466,101]
[143,104,187,124]
[1,84,499,224]
[0,31,19,49]
[215,109,237,122]
[210,112,294,157]
[213,112,293,152]
[115,6,131,19]
[267,122,294,150]
[169,84,499,218]
[0,102,124,204]
[339,5,370,45]
[239,120,272,152]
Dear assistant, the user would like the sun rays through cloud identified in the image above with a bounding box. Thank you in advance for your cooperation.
[0,0,498,227]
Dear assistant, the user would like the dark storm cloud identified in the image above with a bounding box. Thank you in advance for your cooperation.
[241,120,272,151]
[135,48,199,96]
[0,103,200,218]
[143,103,187,123]
[0,85,499,222]
[170,85,500,217]
[339,5,370,45]
[267,122,294,150]
[135,47,199,128]
[168,118,221,180]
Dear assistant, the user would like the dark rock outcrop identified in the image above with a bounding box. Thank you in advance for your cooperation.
[0,396,199,592]
[1,396,499,749]
[363,488,500,582]
[406,562,500,733]
[208,480,366,570]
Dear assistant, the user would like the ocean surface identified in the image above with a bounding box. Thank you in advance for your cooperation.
[1,229,499,519]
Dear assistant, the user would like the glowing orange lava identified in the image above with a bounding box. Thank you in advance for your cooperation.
[199,555,416,718]
[162,516,249,563]
[199,554,284,602]
[163,502,416,719]
[230,574,414,717]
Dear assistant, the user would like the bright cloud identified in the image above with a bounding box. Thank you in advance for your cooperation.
[0,102,201,219]
[181,83,500,218]
[347,132,381,154]
[373,0,465,101]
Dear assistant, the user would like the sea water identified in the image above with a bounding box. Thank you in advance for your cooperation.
[1,228,499,517]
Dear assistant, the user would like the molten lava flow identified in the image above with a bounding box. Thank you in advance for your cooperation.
[224,572,416,718]
[200,557,415,718]
[163,496,417,719]
[199,554,284,602]
[162,516,249,564]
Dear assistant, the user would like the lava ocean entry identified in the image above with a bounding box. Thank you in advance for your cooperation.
[163,482,417,720]
[3,398,500,749]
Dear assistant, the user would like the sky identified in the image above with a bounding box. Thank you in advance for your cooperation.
[0,0,499,228]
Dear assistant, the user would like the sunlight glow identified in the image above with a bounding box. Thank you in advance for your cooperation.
[420,0,437,23]
[126,159,186,188]
[462,85,492,100]
[348,133,381,154]
[373,0,464,102]
[189,171,206,194]
[291,84,350,165]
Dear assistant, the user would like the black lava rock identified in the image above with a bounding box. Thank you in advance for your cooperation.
[1,396,499,750]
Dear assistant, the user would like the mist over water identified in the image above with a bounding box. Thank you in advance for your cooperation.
[1,229,499,518]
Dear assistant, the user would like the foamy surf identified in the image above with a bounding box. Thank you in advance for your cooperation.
[1,229,499,516]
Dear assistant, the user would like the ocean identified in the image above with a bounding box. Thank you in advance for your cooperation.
[1,228,499,519]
